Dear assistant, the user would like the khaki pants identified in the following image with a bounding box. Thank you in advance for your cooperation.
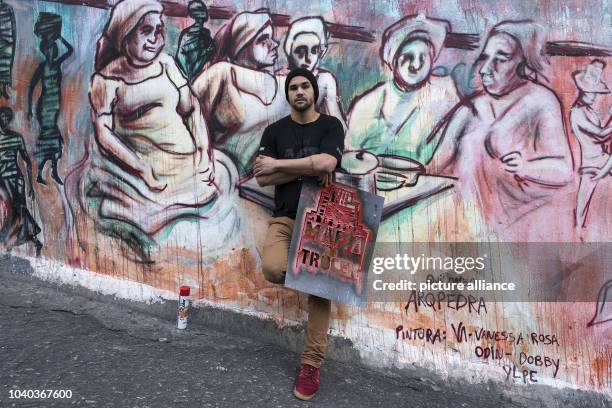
[261,216,331,368]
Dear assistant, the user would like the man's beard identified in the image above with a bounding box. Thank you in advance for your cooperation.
[291,99,313,112]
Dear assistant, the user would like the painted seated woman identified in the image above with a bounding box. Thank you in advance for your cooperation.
[338,15,461,241]
[345,14,460,165]
[83,0,236,261]
[192,10,290,176]
[427,21,574,241]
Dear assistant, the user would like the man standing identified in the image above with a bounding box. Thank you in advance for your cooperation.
[254,67,344,400]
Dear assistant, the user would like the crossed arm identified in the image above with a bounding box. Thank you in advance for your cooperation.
[255,153,338,187]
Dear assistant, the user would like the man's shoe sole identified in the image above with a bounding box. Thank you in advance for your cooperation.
[294,387,315,401]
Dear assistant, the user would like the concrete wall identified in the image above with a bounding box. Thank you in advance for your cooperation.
[1,0,610,395]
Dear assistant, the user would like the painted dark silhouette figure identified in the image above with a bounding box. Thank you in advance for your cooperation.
[28,12,73,185]
[176,0,215,83]
[0,107,42,257]
[0,0,15,99]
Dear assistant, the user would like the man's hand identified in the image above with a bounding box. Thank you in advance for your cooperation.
[254,155,278,177]
[318,172,334,187]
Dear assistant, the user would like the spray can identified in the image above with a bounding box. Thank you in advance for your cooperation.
[177,285,190,330]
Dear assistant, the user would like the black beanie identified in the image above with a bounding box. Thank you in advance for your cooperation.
[285,68,319,102]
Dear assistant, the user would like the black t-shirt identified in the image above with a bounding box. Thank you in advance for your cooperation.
[258,114,344,219]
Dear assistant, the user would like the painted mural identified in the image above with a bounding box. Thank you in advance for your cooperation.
[1,0,610,394]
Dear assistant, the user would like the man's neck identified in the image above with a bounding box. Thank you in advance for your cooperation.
[291,108,319,124]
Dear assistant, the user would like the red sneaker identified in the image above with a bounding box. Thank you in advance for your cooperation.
[294,363,320,400]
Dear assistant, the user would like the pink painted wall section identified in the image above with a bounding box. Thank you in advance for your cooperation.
[0,0,610,393]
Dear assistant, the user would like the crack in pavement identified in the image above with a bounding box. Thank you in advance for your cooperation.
[50,308,86,316]
[0,303,41,310]
[0,301,166,345]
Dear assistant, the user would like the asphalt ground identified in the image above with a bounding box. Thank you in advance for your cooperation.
[0,256,609,408]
